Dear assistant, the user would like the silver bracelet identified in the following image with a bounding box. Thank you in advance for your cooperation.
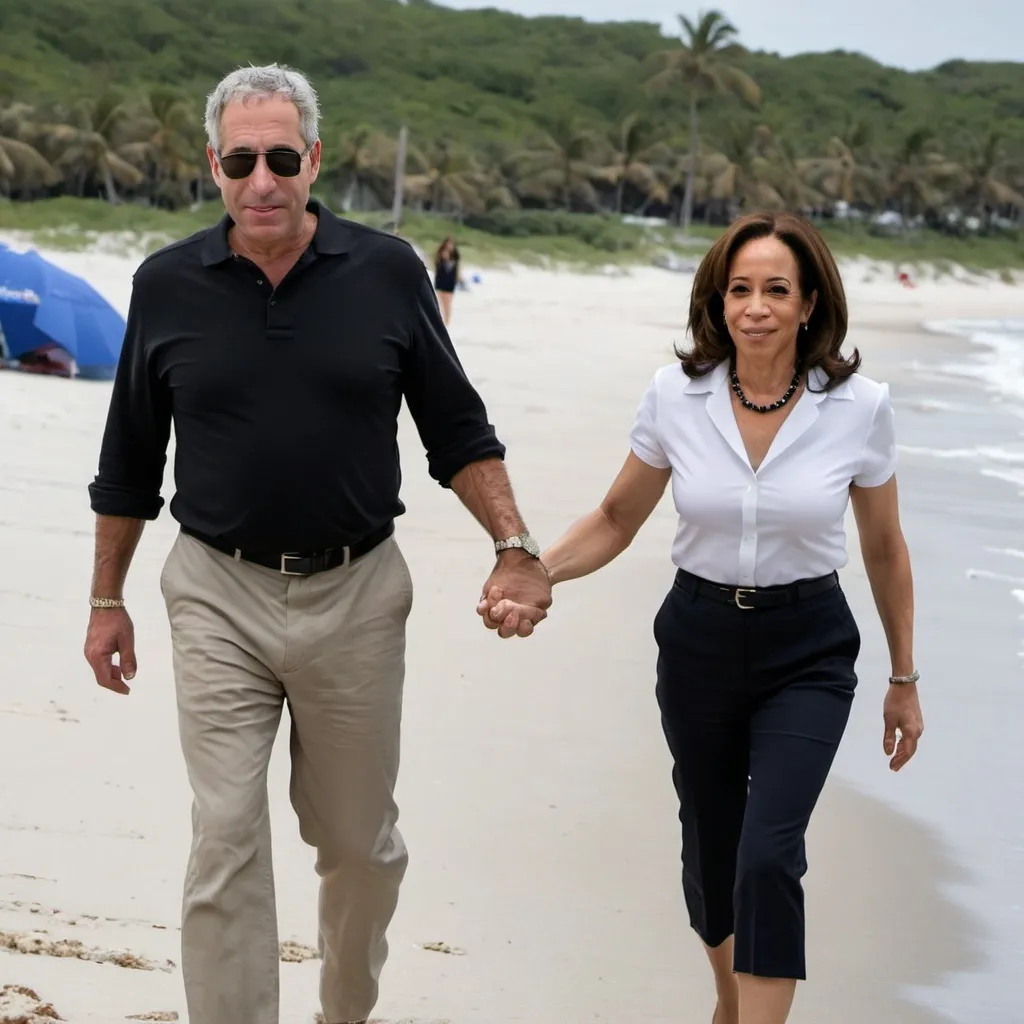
[89,596,125,609]
[889,670,919,685]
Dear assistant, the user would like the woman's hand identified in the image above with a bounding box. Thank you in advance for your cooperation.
[477,584,545,638]
[882,683,924,772]
[477,549,551,640]
[473,452,671,640]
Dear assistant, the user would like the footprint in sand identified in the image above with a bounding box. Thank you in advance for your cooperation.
[0,984,62,1023]
[125,1014,178,1022]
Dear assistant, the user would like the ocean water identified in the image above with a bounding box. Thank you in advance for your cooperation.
[833,316,1024,1022]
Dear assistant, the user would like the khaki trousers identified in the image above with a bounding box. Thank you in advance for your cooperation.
[160,530,413,1024]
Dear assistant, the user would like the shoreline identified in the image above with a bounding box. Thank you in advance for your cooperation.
[835,309,1023,1023]
[1,236,1019,1022]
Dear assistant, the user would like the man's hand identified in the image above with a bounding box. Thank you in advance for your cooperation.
[84,607,138,695]
[477,552,552,638]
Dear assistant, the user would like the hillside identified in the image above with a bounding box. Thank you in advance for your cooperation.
[2,0,1023,161]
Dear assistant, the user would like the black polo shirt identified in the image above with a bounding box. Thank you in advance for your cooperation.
[88,200,506,551]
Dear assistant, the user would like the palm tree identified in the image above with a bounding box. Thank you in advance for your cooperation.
[698,125,779,219]
[477,156,521,212]
[403,139,490,216]
[29,94,144,203]
[0,137,59,196]
[509,114,604,210]
[0,105,59,196]
[888,129,963,227]
[335,125,402,211]
[117,89,202,207]
[695,124,817,220]
[954,131,1024,228]
[646,10,760,230]
[751,126,824,212]
[598,112,673,214]
[796,118,886,210]
[797,137,886,209]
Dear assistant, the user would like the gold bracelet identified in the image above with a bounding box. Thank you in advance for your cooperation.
[89,596,125,609]
[888,670,919,685]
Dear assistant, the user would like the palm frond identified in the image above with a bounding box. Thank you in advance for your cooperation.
[0,136,60,187]
[711,65,762,109]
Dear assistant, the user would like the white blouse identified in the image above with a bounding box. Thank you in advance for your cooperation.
[629,360,897,588]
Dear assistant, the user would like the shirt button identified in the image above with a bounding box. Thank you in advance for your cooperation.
[257,279,264,286]
[270,300,276,305]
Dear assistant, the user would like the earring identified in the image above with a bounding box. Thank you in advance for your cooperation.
[801,322,809,330]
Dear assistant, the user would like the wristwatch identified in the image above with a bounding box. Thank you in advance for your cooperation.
[494,532,541,559]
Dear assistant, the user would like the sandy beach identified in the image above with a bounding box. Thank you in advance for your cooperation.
[1,238,1021,1023]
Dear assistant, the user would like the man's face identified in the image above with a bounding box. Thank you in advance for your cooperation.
[207,95,321,244]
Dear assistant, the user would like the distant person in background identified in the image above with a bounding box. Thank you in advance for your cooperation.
[480,211,924,1024]
[433,235,460,324]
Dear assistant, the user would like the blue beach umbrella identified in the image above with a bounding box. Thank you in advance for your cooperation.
[0,243,126,377]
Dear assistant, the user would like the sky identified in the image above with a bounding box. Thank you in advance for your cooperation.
[436,0,1024,71]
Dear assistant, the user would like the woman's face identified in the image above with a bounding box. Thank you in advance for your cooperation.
[722,236,816,362]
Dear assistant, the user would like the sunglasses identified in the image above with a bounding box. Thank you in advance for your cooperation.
[217,147,309,180]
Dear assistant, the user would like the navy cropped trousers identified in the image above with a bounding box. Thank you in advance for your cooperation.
[654,568,861,980]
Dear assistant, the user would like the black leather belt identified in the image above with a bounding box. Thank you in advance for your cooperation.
[181,520,395,576]
[674,568,838,610]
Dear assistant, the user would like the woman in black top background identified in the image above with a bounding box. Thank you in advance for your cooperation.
[433,236,460,325]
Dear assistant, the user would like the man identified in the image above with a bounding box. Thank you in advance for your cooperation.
[84,64,551,1024]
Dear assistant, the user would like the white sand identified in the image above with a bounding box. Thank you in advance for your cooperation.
[0,236,1018,1023]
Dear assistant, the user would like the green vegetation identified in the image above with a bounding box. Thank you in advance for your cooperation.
[5,196,1022,275]
[0,196,219,240]
[0,196,680,267]
[1,0,1023,267]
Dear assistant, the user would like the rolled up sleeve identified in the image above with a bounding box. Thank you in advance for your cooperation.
[401,263,505,487]
[87,277,171,518]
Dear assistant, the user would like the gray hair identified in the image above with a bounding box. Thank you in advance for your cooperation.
[204,64,320,153]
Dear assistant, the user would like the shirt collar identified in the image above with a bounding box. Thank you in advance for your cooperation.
[683,360,854,400]
[200,198,354,266]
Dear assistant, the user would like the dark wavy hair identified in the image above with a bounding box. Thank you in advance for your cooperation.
[434,235,459,267]
[678,211,860,390]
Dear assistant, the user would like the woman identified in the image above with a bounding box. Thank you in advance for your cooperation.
[433,236,461,325]
[480,212,924,1024]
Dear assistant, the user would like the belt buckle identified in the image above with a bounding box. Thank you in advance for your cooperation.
[280,553,307,576]
[280,547,350,575]
[733,587,757,610]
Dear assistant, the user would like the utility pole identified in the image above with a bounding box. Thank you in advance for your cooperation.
[391,125,408,234]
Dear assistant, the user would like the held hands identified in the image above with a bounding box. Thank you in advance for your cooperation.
[476,551,552,638]
[882,682,924,772]
[84,607,137,695]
